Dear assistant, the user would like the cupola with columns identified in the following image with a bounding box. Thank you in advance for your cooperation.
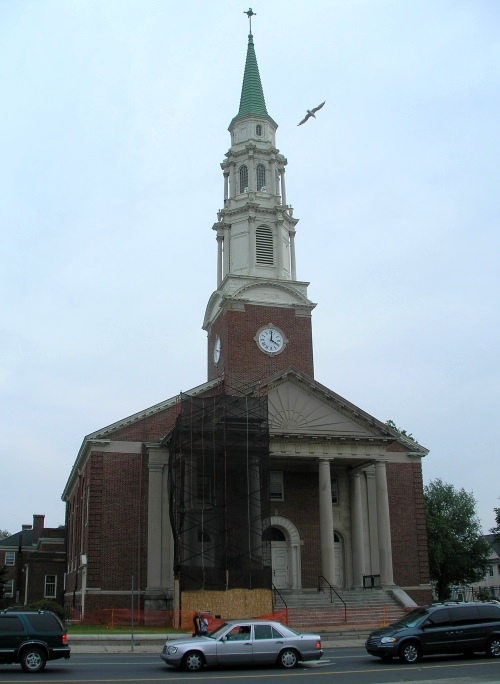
[203,25,316,387]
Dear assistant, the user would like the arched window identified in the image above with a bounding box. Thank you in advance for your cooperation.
[256,164,266,191]
[239,165,249,193]
[256,124,262,136]
[263,526,286,542]
[256,225,274,265]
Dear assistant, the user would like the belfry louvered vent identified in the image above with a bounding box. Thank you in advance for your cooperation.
[256,226,274,265]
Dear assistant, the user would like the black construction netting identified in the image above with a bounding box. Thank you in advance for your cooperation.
[167,393,271,591]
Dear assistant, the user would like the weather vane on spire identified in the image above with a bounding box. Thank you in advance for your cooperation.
[244,8,256,33]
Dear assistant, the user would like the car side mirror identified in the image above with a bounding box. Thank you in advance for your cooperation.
[220,635,227,642]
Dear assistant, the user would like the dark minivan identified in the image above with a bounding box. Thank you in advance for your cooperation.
[366,601,500,663]
[0,610,70,672]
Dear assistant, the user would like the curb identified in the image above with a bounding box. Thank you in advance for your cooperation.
[67,632,368,654]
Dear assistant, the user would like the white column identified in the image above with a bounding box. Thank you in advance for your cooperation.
[249,152,255,191]
[280,168,287,206]
[375,460,395,585]
[289,229,296,280]
[276,219,283,278]
[318,458,336,586]
[269,158,277,195]
[223,224,230,276]
[229,162,235,198]
[248,216,256,276]
[223,172,229,201]
[147,461,164,589]
[147,448,170,591]
[350,471,365,588]
[216,232,223,287]
[248,457,262,560]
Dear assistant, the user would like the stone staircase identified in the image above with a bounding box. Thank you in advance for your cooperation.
[273,587,407,630]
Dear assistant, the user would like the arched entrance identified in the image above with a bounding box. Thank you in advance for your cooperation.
[264,516,302,589]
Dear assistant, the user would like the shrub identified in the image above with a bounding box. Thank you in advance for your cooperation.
[475,587,493,602]
[25,599,65,621]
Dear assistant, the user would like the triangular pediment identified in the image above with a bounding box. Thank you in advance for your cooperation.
[267,380,376,438]
[262,368,428,452]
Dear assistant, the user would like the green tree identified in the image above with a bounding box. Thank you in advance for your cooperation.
[385,419,418,443]
[424,478,490,601]
[0,565,7,600]
[0,530,9,540]
[491,507,500,542]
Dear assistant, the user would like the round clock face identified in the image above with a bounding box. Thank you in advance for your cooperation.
[257,326,285,355]
[213,336,221,365]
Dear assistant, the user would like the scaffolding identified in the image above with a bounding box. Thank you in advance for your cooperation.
[167,392,271,592]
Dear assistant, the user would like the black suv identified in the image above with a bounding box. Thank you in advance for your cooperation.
[0,610,70,673]
[366,601,500,664]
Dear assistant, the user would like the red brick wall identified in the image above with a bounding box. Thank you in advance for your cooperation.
[65,449,148,612]
[269,471,321,588]
[387,461,430,588]
[208,304,314,386]
[109,404,180,441]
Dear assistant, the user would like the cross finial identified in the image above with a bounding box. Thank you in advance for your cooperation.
[244,7,256,33]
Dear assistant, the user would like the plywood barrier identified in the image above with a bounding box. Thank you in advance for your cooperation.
[180,589,273,630]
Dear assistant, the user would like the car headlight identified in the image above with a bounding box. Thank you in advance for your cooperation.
[380,637,397,644]
[167,646,178,654]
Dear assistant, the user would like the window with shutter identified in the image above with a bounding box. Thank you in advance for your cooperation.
[256,226,273,265]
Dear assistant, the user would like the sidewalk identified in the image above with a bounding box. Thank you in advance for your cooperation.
[68,630,369,654]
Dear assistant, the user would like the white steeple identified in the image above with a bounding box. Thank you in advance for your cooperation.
[203,30,315,332]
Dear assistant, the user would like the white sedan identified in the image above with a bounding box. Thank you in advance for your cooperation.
[160,619,323,672]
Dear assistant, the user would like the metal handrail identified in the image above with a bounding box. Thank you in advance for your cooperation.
[272,584,288,624]
[318,575,347,622]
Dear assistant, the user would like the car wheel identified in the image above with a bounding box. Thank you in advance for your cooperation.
[182,650,205,672]
[278,648,298,669]
[486,637,500,658]
[20,646,47,673]
[399,641,421,664]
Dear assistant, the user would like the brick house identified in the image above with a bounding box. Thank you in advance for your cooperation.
[62,26,431,622]
[0,514,65,608]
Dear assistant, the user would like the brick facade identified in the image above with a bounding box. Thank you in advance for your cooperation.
[0,515,65,609]
[387,461,431,599]
[208,304,314,386]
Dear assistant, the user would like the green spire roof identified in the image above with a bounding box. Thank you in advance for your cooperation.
[236,33,268,118]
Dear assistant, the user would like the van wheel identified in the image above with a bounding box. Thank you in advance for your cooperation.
[399,641,421,664]
[278,648,298,668]
[182,651,205,672]
[20,647,47,673]
[486,637,500,658]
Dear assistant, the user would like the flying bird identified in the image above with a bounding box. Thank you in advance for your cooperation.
[297,101,326,126]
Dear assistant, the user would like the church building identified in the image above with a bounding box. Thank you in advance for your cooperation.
[62,22,431,625]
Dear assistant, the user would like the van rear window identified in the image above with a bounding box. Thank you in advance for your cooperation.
[25,613,63,632]
[477,604,500,622]
[0,616,24,633]
[450,606,480,626]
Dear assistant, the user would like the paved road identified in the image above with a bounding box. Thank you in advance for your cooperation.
[1,647,500,683]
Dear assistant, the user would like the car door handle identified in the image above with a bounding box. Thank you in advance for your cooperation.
[276,640,283,644]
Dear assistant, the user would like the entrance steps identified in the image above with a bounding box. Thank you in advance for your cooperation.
[273,587,407,630]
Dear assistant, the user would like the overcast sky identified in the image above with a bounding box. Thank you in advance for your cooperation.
[1,1,498,537]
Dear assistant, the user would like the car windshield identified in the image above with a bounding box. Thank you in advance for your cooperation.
[206,622,230,639]
[391,607,430,628]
